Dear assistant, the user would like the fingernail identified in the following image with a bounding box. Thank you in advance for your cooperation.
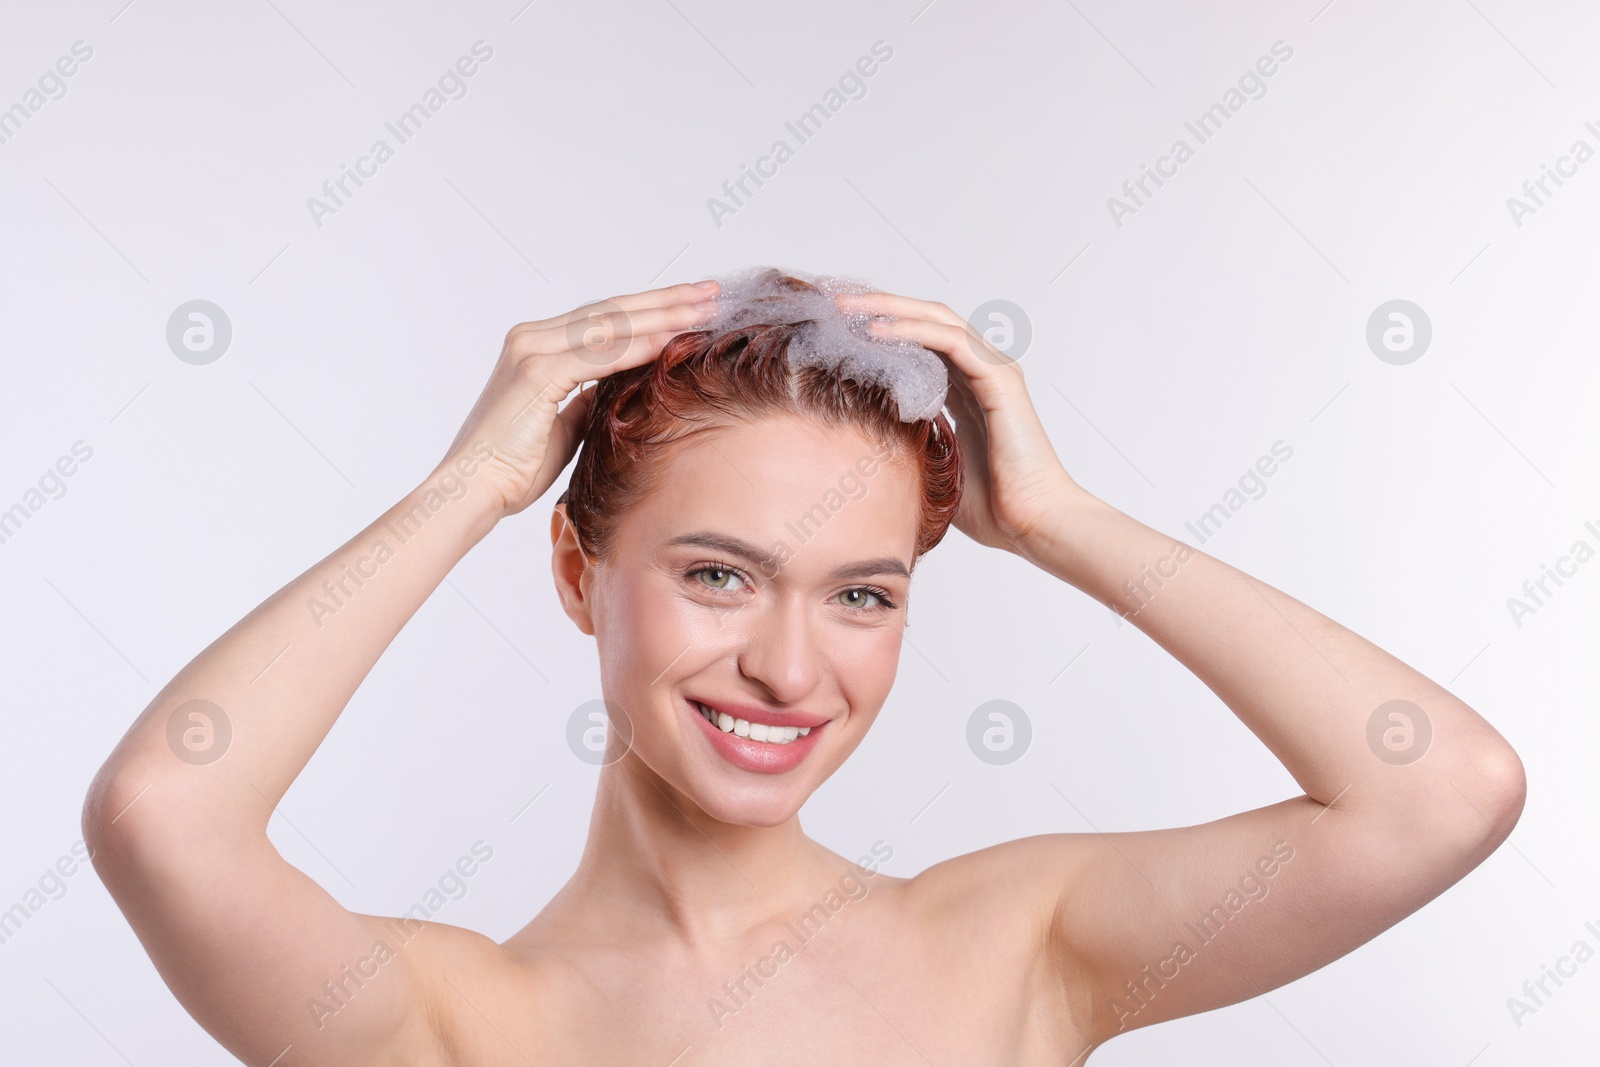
[695,279,718,289]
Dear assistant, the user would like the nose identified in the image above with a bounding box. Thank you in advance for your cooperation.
[735,596,823,705]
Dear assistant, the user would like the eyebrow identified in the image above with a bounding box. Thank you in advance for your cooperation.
[666,531,910,580]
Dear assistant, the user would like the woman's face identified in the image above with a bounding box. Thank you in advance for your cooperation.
[576,414,924,827]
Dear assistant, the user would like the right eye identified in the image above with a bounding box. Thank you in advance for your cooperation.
[689,565,748,593]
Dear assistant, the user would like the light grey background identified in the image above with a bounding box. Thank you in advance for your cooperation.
[2,0,1595,1063]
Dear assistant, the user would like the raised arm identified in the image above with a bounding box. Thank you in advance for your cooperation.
[80,283,719,1065]
[843,290,1526,1049]
[1023,489,1524,1039]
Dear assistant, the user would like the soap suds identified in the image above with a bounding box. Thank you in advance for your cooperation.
[697,266,948,422]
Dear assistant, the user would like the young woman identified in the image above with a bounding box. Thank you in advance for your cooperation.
[83,272,1526,1065]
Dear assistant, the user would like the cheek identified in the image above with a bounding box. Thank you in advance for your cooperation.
[593,573,729,693]
[825,626,902,710]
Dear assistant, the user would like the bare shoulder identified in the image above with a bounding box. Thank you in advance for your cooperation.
[901,832,1096,916]
[896,834,1104,1048]
[352,913,541,1062]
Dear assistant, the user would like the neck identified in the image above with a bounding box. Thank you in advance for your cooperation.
[560,754,845,949]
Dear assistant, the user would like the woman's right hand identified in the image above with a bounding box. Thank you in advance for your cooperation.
[441,280,720,520]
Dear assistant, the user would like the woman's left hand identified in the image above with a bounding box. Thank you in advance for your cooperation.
[834,290,1086,556]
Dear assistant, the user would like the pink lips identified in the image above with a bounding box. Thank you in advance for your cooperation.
[687,697,827,774]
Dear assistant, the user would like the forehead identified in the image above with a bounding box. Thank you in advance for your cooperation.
[617,415,922,569]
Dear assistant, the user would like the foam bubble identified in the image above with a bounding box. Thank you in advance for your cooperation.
[697,266,948,422]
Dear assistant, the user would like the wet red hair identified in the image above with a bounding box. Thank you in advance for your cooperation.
[558,277,963,564]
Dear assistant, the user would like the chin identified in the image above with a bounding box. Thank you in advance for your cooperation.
[693,781,810,828]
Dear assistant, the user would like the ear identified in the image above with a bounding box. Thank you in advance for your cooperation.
[550,502,596,636]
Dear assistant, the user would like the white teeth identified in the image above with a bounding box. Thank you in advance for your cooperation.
[695,702,813,745]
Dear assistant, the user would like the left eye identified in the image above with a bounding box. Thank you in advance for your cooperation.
[837,588,883,609]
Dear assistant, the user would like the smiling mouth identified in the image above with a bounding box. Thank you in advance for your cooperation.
[691,701,814,745]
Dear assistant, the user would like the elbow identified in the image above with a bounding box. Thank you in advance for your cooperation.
[1380,729,1527,864]
[80,760,135,877]
[1470,739,1527,837]
[1424,735,1527,857]
[81,750,262,884]
[80,754,177,879]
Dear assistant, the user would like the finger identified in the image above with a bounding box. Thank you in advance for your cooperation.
[862,316,1021,408]
[599,279,722,315]
[544,319,708,392]
[940,361,986,434]
[833,290,966,330]
[562,305,718,373]
[557,379,596,428]
[548,281,722,329]
[940,366,991,461]
[547,382,597,463]
[519,321,719,430]
[506,280,721,338]
[563,301,716,354]
[509,300,717,362]
[835,291,1021,383]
